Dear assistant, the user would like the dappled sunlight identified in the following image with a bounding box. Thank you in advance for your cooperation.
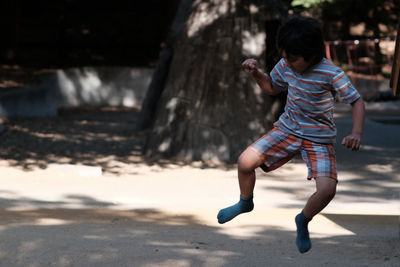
[311,214,355,236]
[362,145,398,152]
[165,97,179,125]
[77,69,102,93]
[0,207,203,227]
[187,0,234,38]
[0,0,399,264]
[217,224,276,239]
[56,70,79,105]
[54,67,152,108]
[366,163,394,174]
[0,176,398,265]
[248,119,266,132]
[35,218,72,226]
[242,31,266,57]
[158,137,172,153]
[252,157,400,215]
[0,206,261,266]
[4,204,394,266]
[0,107,145,175]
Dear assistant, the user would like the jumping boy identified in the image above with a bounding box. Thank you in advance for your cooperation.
[217,17,365,253]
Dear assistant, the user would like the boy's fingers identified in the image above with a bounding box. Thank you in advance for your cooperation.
[341,137,349,146]
[351,142,358,151]
[342,136,361,151]
[243,63,254,69]
[243,59,257,68]
[354,140,361,150]
[242,63,250,70]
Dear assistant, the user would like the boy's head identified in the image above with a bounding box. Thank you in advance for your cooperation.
[277,17,325,64]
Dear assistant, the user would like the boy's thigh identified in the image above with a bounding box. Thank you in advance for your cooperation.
[250,127,302,172]
[300,140,337,181]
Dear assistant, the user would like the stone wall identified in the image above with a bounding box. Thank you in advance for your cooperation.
[0,67,153,118]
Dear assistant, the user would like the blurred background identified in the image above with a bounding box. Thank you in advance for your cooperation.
[0,0,398,89]
[0,0,399,167]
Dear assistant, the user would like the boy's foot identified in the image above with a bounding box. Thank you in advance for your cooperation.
[217,196,254,224]
[295,211,312,253]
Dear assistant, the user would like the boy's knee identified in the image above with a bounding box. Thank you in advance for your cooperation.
[237,155,253,173]
[237,150,260,173]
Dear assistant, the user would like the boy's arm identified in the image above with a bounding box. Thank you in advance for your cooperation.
[242,58,280,95]
[341,97,365,151]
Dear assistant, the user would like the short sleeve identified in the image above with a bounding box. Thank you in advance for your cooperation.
[269,58,288,92]
[332,70,360,104]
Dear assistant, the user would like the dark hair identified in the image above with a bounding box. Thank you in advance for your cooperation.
[277,17,325,63]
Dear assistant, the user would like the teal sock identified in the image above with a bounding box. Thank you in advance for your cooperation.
[295,211,312,253]
[217,196,254,224]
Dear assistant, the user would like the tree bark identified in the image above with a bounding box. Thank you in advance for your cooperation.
[143,0,286,162]
[138,0,194,130]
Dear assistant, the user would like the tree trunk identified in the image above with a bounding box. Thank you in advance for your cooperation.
[143,0,286,162]
[138,0,193,130]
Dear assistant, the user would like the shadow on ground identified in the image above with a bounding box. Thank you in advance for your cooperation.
[0,107,157,175]
[253,115,400,210]
[1,106,399,212]
[0,194,398,267]
[0,107,233,175]
[333,116,400,204]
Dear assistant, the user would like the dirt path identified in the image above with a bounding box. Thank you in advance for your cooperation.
[0,104,399,266]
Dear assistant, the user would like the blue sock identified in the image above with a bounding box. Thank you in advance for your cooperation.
[295,211,312,253]
[217,196,254,224]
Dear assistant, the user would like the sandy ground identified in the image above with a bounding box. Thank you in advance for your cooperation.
[0,102,399,266]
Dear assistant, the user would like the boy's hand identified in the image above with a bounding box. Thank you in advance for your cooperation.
[242,58,277,95]
[341,133,362,151]
[242,58,259,75]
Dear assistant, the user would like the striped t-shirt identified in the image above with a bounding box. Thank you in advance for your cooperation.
[270,57,360,144]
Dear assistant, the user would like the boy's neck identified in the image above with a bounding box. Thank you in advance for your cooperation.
[301,57,323,74]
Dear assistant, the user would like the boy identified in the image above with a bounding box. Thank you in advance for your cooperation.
[217,17,365,254]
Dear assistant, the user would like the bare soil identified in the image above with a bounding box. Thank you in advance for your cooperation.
[0,106,152,175]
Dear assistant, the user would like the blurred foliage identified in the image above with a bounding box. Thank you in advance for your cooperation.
[291,0,332,9]
[288,0,400,40]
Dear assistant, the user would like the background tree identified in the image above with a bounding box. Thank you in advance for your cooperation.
[142,0,287,162]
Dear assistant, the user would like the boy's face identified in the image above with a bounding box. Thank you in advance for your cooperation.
[282,50,314,74]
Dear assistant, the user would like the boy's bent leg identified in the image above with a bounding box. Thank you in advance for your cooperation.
[237,147,263,198]
[296,177,337,253]
[217,147,262,224]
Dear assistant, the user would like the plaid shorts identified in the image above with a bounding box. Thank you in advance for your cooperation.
[250,127,337,180]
